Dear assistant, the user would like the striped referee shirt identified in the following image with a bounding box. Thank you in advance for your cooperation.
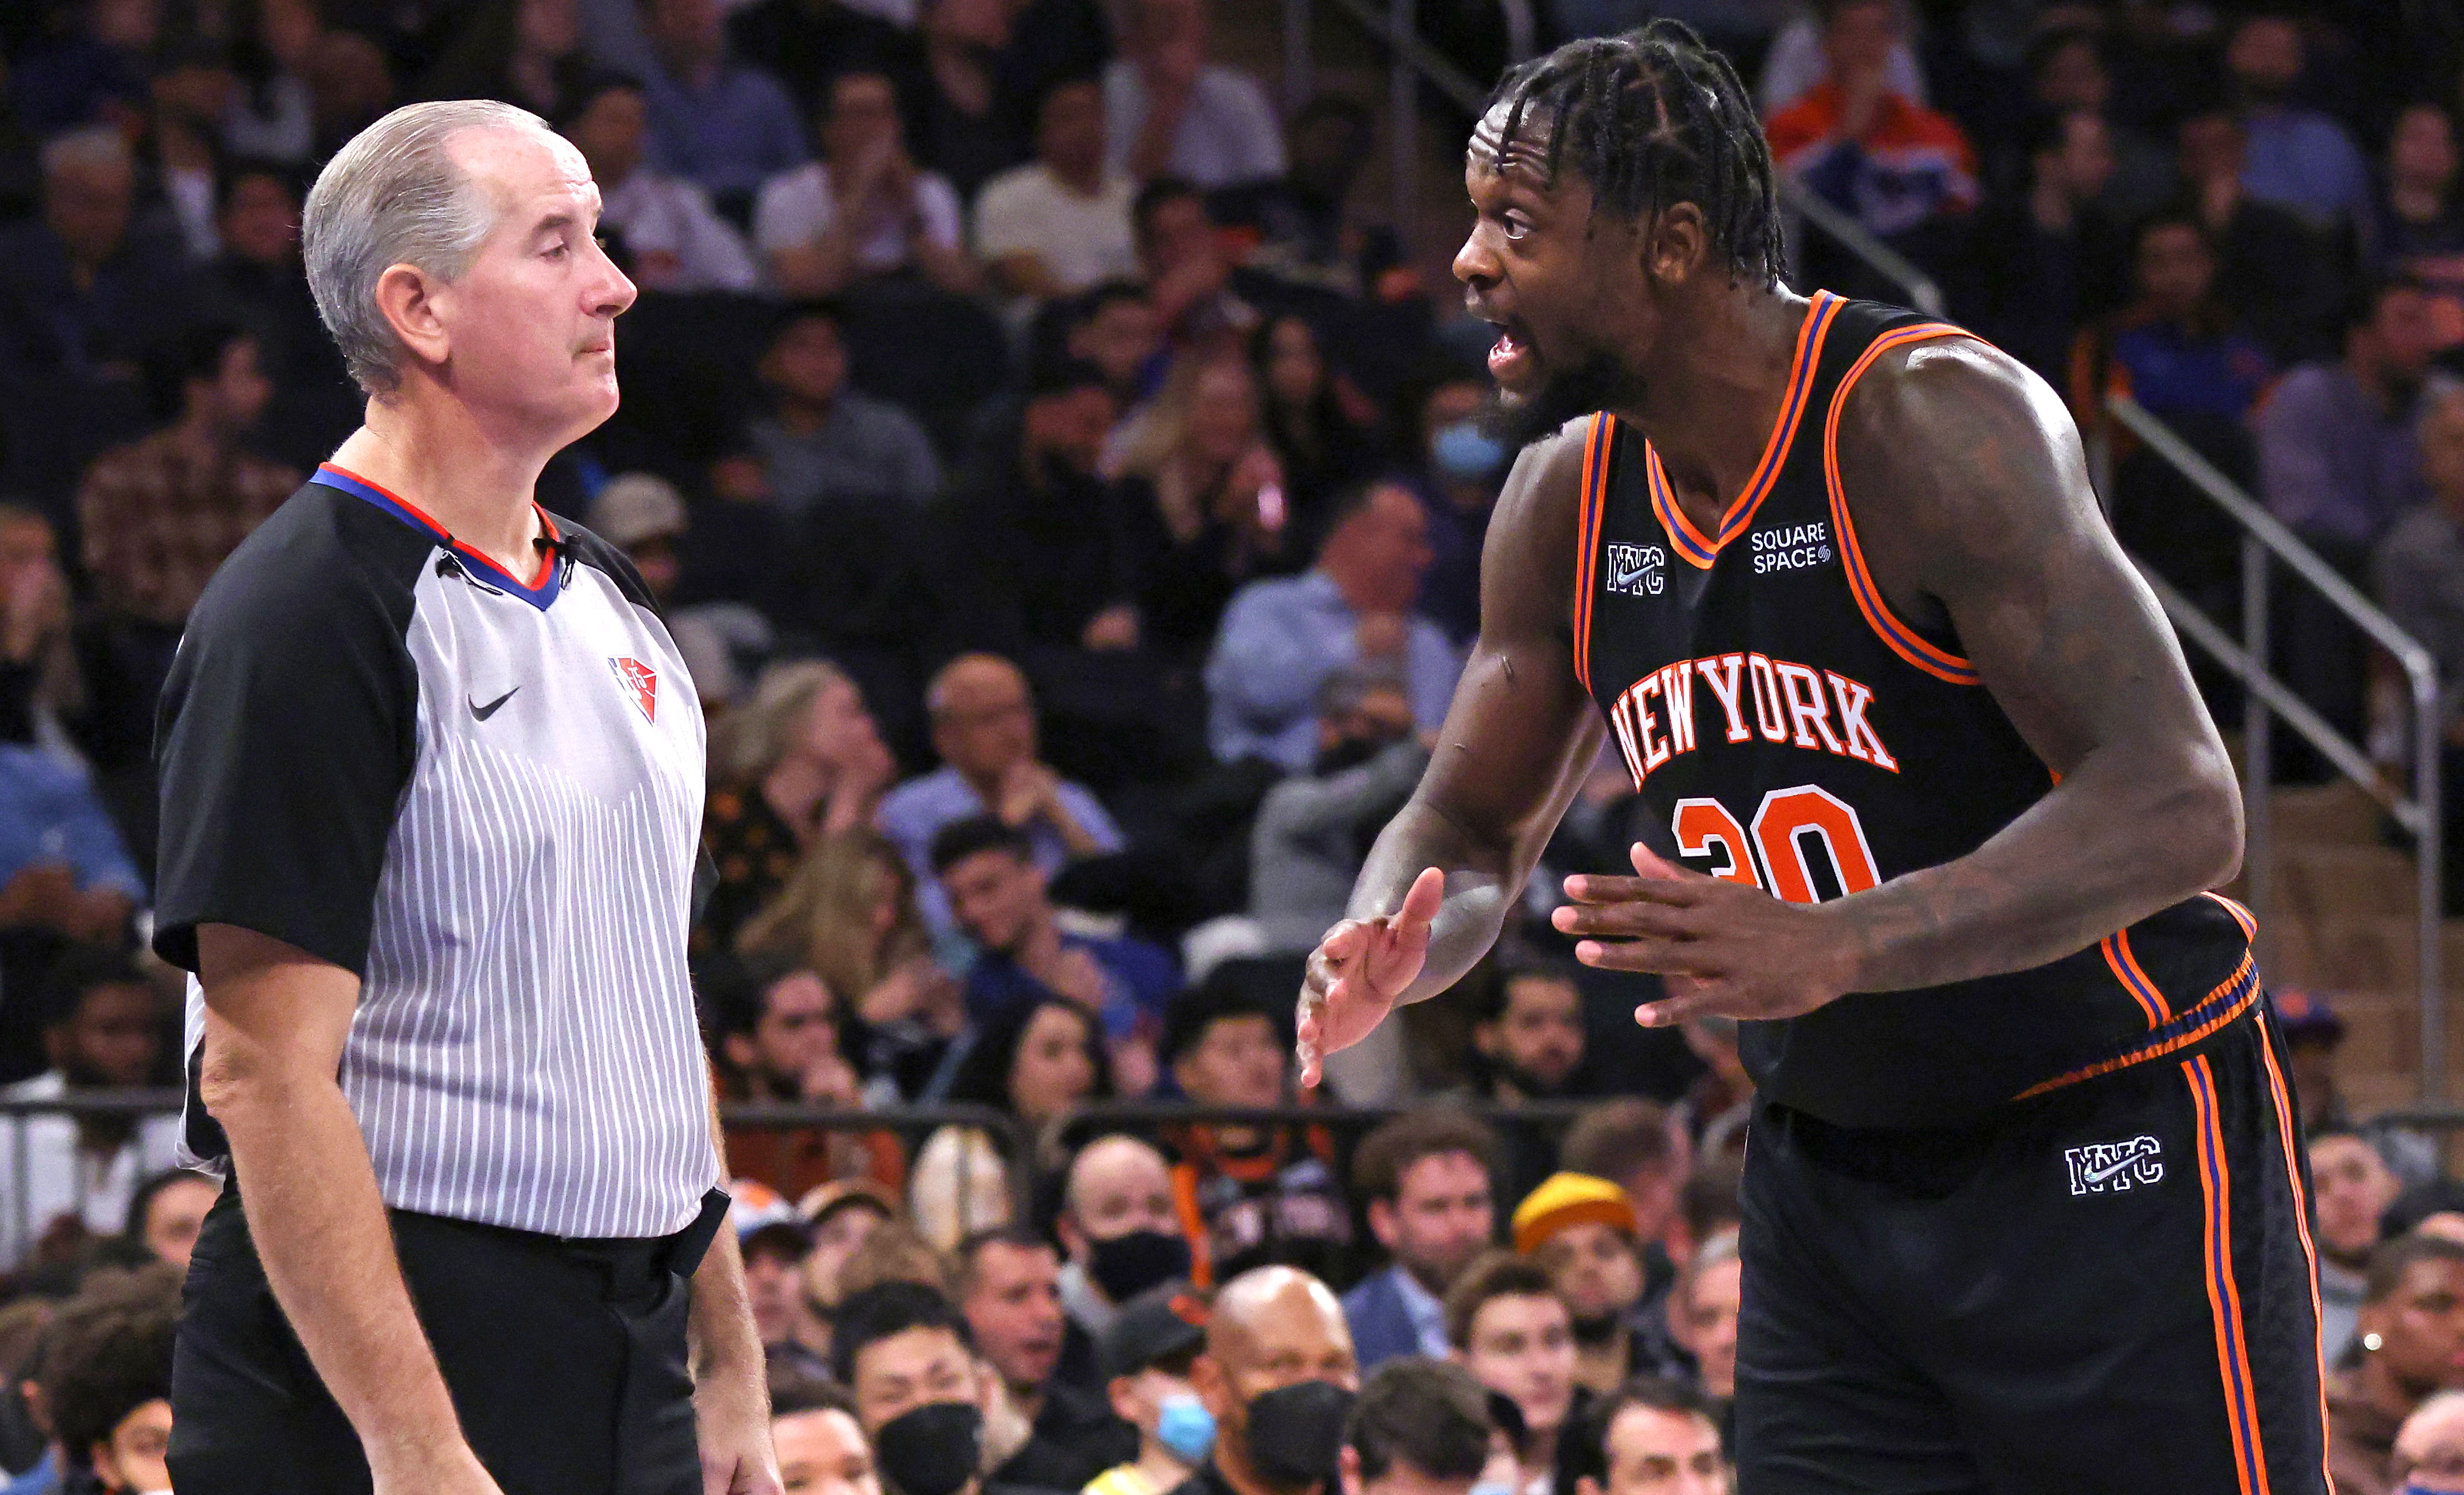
[152,466,718,1239]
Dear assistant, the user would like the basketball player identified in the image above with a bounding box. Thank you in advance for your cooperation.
[1296,23,2324,1494]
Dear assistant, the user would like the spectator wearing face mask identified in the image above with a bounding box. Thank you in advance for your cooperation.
[2332,1235,2464,1495]
[2393,1388,2464,1495]
[1339,1358,1494,1495]
[1172,1267,1359,1495]
[1344,1111,1500,1370]
[1408,372,1509,647]
[1087,1285,1216,1495]
[771,1373,886,1495]
[833,1282,1048,1495]
[1058,1135,1201,1343]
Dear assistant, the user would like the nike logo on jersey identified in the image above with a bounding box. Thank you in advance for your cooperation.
[469,687,520,721]
[1605,542,1666,597]
[1602,653,1899,787]
[1749,522,1833,574]
[2065,1136,2164,1195]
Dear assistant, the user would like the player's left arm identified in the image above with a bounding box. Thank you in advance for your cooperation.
[1557,339,2245,1022]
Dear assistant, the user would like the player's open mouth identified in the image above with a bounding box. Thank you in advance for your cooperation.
[1487,320,1537,386]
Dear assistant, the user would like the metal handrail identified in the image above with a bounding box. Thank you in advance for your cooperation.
[2102,393,2445,1101]
[1776,178,1947,317]
[0,1096,1039,1267]
[0,1094,1601,1269]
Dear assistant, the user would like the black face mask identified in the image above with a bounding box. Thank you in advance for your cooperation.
[1241,1380,1355,1491]
[1088,1228,1193,1303]
[875,1402,985,1495]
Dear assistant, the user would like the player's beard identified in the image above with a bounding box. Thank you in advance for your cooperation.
[1481,344,1647,450]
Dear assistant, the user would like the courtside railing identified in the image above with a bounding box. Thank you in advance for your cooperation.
[0,1096,1608,1274]
[2096,396,2445,1102]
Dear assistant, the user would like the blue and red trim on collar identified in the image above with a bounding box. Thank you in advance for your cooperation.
[311,463,565,610]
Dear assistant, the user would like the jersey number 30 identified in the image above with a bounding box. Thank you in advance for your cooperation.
[1671,786,1880,904]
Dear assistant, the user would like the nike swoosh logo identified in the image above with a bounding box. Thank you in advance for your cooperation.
[2083,1153,2150,1186]
[470,687,520,721]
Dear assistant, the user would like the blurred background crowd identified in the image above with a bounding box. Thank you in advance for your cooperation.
[11,0,2464,1487]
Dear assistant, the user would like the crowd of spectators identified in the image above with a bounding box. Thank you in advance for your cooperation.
[9,0,2464,1487]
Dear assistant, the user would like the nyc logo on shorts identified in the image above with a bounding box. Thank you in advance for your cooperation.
[2065,1136,2164,1195]
[1606,542,1667,598]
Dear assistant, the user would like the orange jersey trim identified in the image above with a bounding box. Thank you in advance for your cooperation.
[2101,927,2175,1028]
[2014,956,2261,1101]
[2187,1054,2269,1495]
[1819,325,1984,685]
[1573,412,1613,694]
[2257,1029,2335,1494]
[1646,292,1845,569]
[2206,892,2260,942]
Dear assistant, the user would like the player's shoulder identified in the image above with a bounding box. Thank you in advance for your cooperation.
[1494,416,1598,516]
[1834,325,2066,464]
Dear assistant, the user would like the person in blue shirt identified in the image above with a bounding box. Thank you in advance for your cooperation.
[1204,481,1462,772]
[0,744,142,945]
[2224,13,2371,234]
[636,0,807,206]
[881,653,1123,940]
[931,815,1177,1094]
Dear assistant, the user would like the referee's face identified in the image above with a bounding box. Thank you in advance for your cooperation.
[430,126,636,444]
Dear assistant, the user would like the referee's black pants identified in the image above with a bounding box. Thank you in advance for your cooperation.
[167,1179,729,1494]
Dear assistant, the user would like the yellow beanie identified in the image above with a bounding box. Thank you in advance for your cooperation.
[1511,1172,1640,1254]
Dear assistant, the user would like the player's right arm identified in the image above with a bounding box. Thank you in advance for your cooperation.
[1296,425,1606,1085]
[197,926,504,1495]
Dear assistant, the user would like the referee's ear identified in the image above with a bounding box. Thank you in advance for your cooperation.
[374,261,452,371]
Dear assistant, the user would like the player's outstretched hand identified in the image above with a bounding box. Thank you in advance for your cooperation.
[1296,866,1445,1089]
[1553,843,1860,1028]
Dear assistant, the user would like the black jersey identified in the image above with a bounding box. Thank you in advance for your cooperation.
[1574,292,2258,1127]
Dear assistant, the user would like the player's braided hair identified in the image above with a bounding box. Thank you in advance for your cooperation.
[1489,19,1784,289]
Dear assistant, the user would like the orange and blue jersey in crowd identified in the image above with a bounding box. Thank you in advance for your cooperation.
[1764,82,1979,240]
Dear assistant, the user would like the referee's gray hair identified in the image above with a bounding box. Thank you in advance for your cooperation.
[303,98,551,396]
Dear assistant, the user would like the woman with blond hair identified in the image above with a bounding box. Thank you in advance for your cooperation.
[1112,350,1292,656]
[697,658,897,955]
[737,828,959,1036]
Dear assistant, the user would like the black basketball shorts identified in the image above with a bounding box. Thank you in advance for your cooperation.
[1734,1006,2329,1495]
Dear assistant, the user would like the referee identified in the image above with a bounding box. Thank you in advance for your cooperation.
[151,102,778,1495]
